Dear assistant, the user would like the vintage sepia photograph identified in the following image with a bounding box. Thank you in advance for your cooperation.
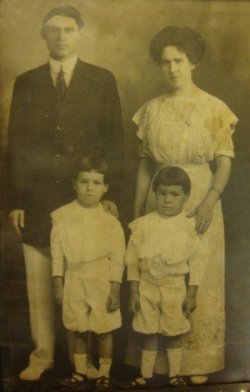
[1,0,250,391]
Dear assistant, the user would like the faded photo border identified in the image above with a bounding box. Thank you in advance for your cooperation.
[1,1,250,391]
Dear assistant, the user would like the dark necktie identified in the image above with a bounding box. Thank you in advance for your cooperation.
[56,66,67,102]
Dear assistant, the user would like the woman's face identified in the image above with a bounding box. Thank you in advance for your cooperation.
[160,45,195,91]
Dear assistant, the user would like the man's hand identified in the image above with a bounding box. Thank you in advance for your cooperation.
[53,277,64,306]
[102,200,119,218]
[9,209,25,236]
[106,282,121,312]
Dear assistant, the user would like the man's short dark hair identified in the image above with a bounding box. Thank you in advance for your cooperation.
[152,166,191,194]
[42,5,84,29]
[149,26,206,65]
[74,156,110,184]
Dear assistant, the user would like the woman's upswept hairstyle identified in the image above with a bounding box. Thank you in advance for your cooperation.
[149,26,206,65]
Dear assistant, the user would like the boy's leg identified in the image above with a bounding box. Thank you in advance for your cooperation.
[20,244,54,381]
[166,335,183,377]
[166,335,186,386]
[141,334,158,379]
[72,331,88,376]
[98,332,113,378]
[131,281,160,385]
[60,331,90,388]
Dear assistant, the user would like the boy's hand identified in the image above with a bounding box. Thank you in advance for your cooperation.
[182,296,197,317]
[106,282,120,312]
[129,291,140,314]
[53,277,64,306]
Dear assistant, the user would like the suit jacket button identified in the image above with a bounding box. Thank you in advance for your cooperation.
[56,125,64,131]
[68,145,75,153]
[55,180,61,184]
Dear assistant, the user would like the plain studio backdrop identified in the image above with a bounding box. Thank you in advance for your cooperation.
[0,0,250,383]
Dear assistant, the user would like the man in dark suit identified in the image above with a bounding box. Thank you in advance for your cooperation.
[8,6,123,381]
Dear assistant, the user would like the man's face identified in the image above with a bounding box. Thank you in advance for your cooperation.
[42,15,82,60]
[155,184,188,217]
[74,171,108,208]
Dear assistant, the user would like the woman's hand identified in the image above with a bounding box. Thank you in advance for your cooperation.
[187,198,215,234]
[102,200,119,218]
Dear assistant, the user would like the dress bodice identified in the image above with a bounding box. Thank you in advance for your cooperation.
[133,91,238,164]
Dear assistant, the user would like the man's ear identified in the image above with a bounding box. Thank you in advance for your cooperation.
[104,184,109,194]
[73,180,77,190]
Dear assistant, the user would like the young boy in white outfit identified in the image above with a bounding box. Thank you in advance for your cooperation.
[50,156,125,391]
[126,166,206,387]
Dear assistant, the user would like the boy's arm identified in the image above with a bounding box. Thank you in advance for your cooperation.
[106,222,125,312]
[50,219,65,278]
[50,219,65,305]
[183,238,208,316]
[125,238,141,314]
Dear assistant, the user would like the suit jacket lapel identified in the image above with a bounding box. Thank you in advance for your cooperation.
[58,60,92,119]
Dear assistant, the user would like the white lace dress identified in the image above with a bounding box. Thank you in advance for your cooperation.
[126,90,238,375]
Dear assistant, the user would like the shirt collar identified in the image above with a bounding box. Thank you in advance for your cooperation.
[49,55,78,74]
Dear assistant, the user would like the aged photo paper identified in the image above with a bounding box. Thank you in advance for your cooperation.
[1,1,250,391]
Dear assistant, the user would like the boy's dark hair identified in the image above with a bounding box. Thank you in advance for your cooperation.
[42,5,84,29]
[74,156,109,183]
[152,166,191,194]
[149,26,206,65]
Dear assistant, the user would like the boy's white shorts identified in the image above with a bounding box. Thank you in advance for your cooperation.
[62,269,121,333]
[133,275,190,336]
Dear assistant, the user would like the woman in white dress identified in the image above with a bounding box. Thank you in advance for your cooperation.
[126,26,238,383]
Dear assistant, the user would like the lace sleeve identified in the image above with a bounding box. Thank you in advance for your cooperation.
[206,101,238,158]
[132,102,151,158]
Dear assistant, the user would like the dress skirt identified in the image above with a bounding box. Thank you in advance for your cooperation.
[125,163,225,375]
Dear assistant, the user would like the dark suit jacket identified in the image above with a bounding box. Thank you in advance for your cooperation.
[7,59,124,246]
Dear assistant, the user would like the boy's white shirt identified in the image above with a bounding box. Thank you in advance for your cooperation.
[51,200,125,282]
[126,211,207,286]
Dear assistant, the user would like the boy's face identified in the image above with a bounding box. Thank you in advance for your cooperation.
[155,184,189,217]
[74,171,108,208]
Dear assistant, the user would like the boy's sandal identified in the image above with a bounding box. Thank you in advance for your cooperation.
[95,376,112,391]
[59,372,89,389]
[169,375,187,387]
[127,377,153,389]
[190,375,208,384]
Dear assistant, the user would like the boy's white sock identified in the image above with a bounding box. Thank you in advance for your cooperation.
[141,350,157,379]
[73,353,87,376]
[99,358,112,378]
[166,348,182,378]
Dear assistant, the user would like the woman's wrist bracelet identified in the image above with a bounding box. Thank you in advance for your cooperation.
[209,186,222,198]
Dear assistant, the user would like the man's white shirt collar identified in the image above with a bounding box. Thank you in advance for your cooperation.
[49,56,78,86]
